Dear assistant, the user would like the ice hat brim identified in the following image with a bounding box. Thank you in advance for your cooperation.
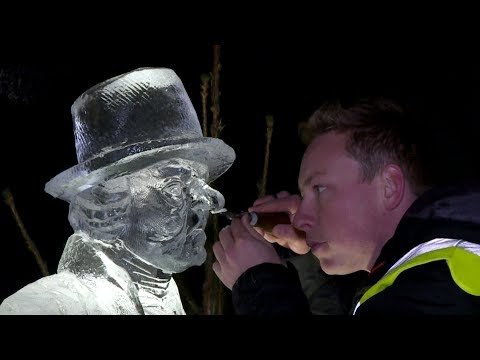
[45,137,235,203]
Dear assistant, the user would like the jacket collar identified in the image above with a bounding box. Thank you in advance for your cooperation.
[370,182,480,281]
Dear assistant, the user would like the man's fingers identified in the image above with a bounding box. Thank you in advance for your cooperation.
[263,233,289,248]
[213,227,231,265]
[248,194,302,214]
[268,224,309,254]
[212,241,226,264]
[253,223,306,247]
[212,260,221,276]
[252,226,266,238]
[218,225,235,254]
[262,232,281,243]
[271,224,305,241]
[252,195,276,206]
[289,241,310,255]
[254,191,291,204]
[275,191,291,199]
[230,216,262,243]
[261,231,308,254]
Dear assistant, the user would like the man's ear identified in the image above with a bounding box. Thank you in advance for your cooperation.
[382,164,405,211]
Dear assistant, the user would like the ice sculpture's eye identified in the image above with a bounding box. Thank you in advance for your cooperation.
[164,182,183,197]
[159,180,186,208]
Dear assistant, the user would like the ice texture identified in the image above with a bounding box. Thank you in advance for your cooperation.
[0,68,235,315]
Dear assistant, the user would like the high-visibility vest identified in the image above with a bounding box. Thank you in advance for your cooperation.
[353,238,480,315]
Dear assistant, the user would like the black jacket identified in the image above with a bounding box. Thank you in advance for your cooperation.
[232,184,480,315]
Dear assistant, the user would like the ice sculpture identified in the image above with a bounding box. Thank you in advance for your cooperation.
[0,68,235,315]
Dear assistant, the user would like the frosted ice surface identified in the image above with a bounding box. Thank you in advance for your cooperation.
[1,68,234,315]
[71,68,202,165]
[0,233,185,315]
[69,158,224,273]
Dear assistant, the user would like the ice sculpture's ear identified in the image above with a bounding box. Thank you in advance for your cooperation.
[68,182,132,241]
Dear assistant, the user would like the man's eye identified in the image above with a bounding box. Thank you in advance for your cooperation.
[314,185,326,194]
[163,183,183,197]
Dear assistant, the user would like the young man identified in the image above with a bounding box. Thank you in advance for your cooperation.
[212,98,480,315]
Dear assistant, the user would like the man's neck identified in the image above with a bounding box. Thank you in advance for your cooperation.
[113,245,172,297]
[61,232,173,298]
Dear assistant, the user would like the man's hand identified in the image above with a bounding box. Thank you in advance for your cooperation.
[248,191,309,255]
[212,214,282,290]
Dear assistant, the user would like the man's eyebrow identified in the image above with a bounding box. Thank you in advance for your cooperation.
[299,171,327,191]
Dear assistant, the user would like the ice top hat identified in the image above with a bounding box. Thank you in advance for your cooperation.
[45,67,235,202]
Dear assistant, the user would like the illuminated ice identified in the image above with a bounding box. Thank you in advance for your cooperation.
[0,67,235,314]
[69,158,225,274]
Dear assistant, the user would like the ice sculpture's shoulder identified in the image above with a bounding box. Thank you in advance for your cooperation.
[0,271,144,315]
[0,272,92,314]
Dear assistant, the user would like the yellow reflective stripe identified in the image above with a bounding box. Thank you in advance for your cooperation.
[448,247,480,295]
[357,247,480,308]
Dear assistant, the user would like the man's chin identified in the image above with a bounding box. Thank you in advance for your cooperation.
[161,251,207,273]
[156,232,208,273]
[191,247,207,266]
[177,234,208,269]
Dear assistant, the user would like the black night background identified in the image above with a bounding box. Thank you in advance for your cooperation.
[1,42,480,314]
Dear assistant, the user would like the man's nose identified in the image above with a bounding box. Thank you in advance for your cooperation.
[292,201,314,232]
[203,185,225,212]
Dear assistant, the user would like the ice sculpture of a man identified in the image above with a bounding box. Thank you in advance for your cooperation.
[0,68,235,315]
